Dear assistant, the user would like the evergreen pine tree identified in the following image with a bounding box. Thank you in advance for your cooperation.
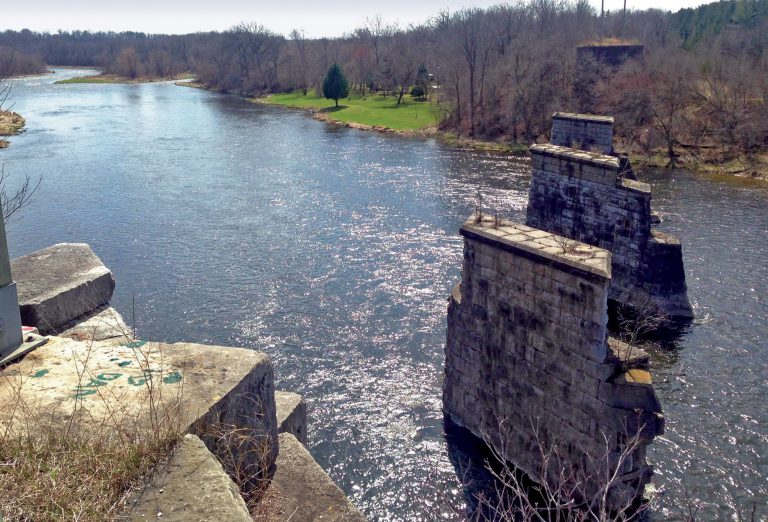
[322,64,350,107]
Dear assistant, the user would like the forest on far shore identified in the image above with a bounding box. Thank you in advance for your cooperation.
[2,0,767,170]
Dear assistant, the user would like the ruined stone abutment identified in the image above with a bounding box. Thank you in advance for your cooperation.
[444,215,664,511]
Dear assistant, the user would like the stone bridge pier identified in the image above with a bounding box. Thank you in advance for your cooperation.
[527,113,693,321]
[444,215,664,512]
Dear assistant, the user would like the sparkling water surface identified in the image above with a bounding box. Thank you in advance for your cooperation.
[3,69,766,520]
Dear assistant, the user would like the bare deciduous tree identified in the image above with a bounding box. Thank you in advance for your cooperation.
[0,165,41,222]
[113,47,142,79]
[385,31,422,106]
[648,50,693,168]
[0,72,42,221]
[476,418,654,522]
[289,29,310,95]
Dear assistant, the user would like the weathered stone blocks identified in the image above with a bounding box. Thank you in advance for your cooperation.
[551,112,615,155]
[577,44,645,68]
[275,390,308,444]
[444,215,663,511]
[11,243,116,333]
[266,433,367,521]
[128,434,252,521]
[526,138,692,320]
[56,305,131,343]
[0,336,279,486]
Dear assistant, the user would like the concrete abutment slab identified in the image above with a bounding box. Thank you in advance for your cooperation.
[128,434,252,521]
[11,243,116,334]
[266,432,367,521]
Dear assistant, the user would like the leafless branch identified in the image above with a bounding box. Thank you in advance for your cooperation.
[0,165,41,222]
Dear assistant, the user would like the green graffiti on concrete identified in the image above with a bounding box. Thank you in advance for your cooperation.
[162,371,182,384]
[69,366,182,396]
[70,373,122,398]
[71,387,98,398]
[127,375,146,386]
[117,360,132,367]
[31,369,49,378]
[123,341,147,349]
[128,369,157,387]
[128,369,182,387]
[83,378,108,388]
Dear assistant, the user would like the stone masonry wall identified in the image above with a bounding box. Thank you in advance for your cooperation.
[550,112,614,155]
[576,45,645,68]
[525,144,692,319]
[444,215,664,508]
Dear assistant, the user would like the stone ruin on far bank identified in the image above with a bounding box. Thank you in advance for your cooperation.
[443,111,689,513]
[576,43,645,68]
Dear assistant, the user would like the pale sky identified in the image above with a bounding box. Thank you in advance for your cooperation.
[5,0,712,38]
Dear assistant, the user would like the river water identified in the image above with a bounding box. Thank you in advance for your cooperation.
[3,69,766,520]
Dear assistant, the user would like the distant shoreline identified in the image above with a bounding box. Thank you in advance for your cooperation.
[255,92,768,179]
[55,73,195,85]
[19,70,766,180]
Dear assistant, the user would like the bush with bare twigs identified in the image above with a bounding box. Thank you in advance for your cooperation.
[472,418,653,522]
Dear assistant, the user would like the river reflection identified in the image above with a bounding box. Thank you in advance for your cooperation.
[2,69,766,520]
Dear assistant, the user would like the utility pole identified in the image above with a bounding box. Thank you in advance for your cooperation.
[600,0,605,42]
[0,200,45,367]
[621,0,627,39]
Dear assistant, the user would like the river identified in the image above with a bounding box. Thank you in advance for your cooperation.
[3,68,766,520]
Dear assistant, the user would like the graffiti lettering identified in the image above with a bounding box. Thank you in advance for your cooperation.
[70,366,182,398]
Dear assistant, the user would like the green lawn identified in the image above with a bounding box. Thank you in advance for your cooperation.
[261,91,444,131]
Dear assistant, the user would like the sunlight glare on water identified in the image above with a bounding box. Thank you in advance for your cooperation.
[4,69,766,520]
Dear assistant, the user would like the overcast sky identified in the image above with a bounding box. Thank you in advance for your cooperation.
[5,0,713,38]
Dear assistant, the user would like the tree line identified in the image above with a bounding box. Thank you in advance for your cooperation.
[1,0,767,164]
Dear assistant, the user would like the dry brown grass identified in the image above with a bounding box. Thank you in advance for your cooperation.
[196,416,274,513]
[0,338,185,521]
[0,333,275,520]
[0,110,24,135]
[0,428,178,521]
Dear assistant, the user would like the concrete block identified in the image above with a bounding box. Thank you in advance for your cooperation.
[275,391,308,444]
[266,433,366,521]
[56,305,131,343]
[11,243,115,333]
[0,336,279,487]
[598,377,662,412]
[128,434,251,521]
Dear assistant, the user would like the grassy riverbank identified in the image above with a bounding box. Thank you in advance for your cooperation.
[55,73,195,85]
[259,90,531,155]
[259,91,443,132]
[240,88,763,177]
